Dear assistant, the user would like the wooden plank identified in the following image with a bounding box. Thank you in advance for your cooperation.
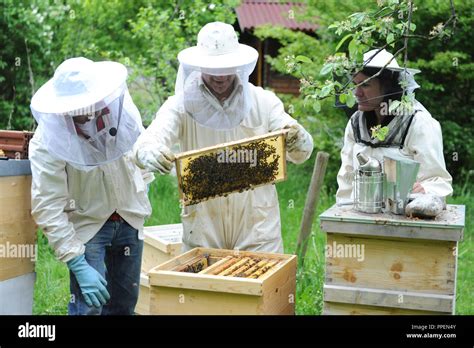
[0,219,37,281]
[297,151,329,264]
[150,248,201,272]
[0,219,37,242]
[199,255,233,275]
[175,129,288,160]
[323,284,453,313]
[323,302,448,315]
[141,243,177,273]
[325,234,456,295]
[150,286,261,315]
[319,204,466,230]
[143,224,182,254]
[0,258,35,282]
[452,241,459,315]
[321,220,463,242]
[261,255,297,314]
[195,247,293,261]
[149,270,263,296]
[258,255,296,281]
[0,176,32,221]
[135,273,150,315]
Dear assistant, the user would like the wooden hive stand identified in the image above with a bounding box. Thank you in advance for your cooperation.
[319,204,465,315]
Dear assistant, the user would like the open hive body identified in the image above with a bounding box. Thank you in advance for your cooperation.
[175,130,287,206]
[319,204,465,315]
[148,247,297,315]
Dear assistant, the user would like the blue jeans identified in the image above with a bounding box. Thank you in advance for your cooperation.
[68,219,143,315]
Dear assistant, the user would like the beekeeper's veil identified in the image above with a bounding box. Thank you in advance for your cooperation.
[30,57,143,169]
[175,22,258,130]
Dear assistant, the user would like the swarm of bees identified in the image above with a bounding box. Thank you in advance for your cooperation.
[175,254,280,279]
[180,138,280,205]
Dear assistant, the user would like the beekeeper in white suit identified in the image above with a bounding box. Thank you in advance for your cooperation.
[29,57,153,315]
[134,22,313,253]
[336,49,453,203]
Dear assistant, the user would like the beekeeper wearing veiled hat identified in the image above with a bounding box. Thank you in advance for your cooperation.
[134,22,313,253]
[29,57,153,315]
[336,49,453,203]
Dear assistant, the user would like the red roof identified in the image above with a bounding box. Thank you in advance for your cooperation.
[236,1,318,32]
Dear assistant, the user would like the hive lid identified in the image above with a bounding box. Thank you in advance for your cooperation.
[143,224,183,253]
[319,204,465,241]
[320,203,465,228]
[0,160,32,177]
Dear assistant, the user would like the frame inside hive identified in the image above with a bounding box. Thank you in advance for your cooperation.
[175,130,288,206]
[169,253,284,279]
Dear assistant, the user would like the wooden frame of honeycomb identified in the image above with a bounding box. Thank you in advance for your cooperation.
[174,130,288,206]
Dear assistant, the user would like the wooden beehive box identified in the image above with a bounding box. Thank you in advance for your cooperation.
[319,204,465,315]
[0,160,37,282]
[141,224,183,273]
[136,224,183,315]
[175,130,288,206]
[148,247,297,315]
[135,272,151,315]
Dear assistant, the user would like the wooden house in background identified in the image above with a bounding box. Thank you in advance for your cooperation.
[235,0,318,94]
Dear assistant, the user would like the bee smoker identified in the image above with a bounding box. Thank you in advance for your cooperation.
[383,155,420,215]
[354,152,384,213]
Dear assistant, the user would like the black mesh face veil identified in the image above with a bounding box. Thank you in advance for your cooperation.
[351,109,418,149]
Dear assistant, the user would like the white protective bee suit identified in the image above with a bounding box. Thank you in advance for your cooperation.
[29,58,153,262]
[134,22,313,253]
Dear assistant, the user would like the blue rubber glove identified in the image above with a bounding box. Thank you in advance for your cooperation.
[67,254,110,308]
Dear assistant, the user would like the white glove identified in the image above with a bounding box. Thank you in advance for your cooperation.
[136,144,175,175]
[284,124,306,152]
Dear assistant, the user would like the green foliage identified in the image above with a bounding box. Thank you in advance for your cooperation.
[0,0,68,130]
[408,0,474,185]
[0,0,238,128]
[370,125,389,141]
[126,0,238,123]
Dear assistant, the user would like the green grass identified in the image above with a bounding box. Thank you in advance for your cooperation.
[33,154,473,315]
[33,231,70,315]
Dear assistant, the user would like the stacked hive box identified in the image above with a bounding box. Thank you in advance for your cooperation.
[0,130,34,159]
[0,160,37,314]
[319,204,465,315]
[136,224,183,315]
[148,247,297,315]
